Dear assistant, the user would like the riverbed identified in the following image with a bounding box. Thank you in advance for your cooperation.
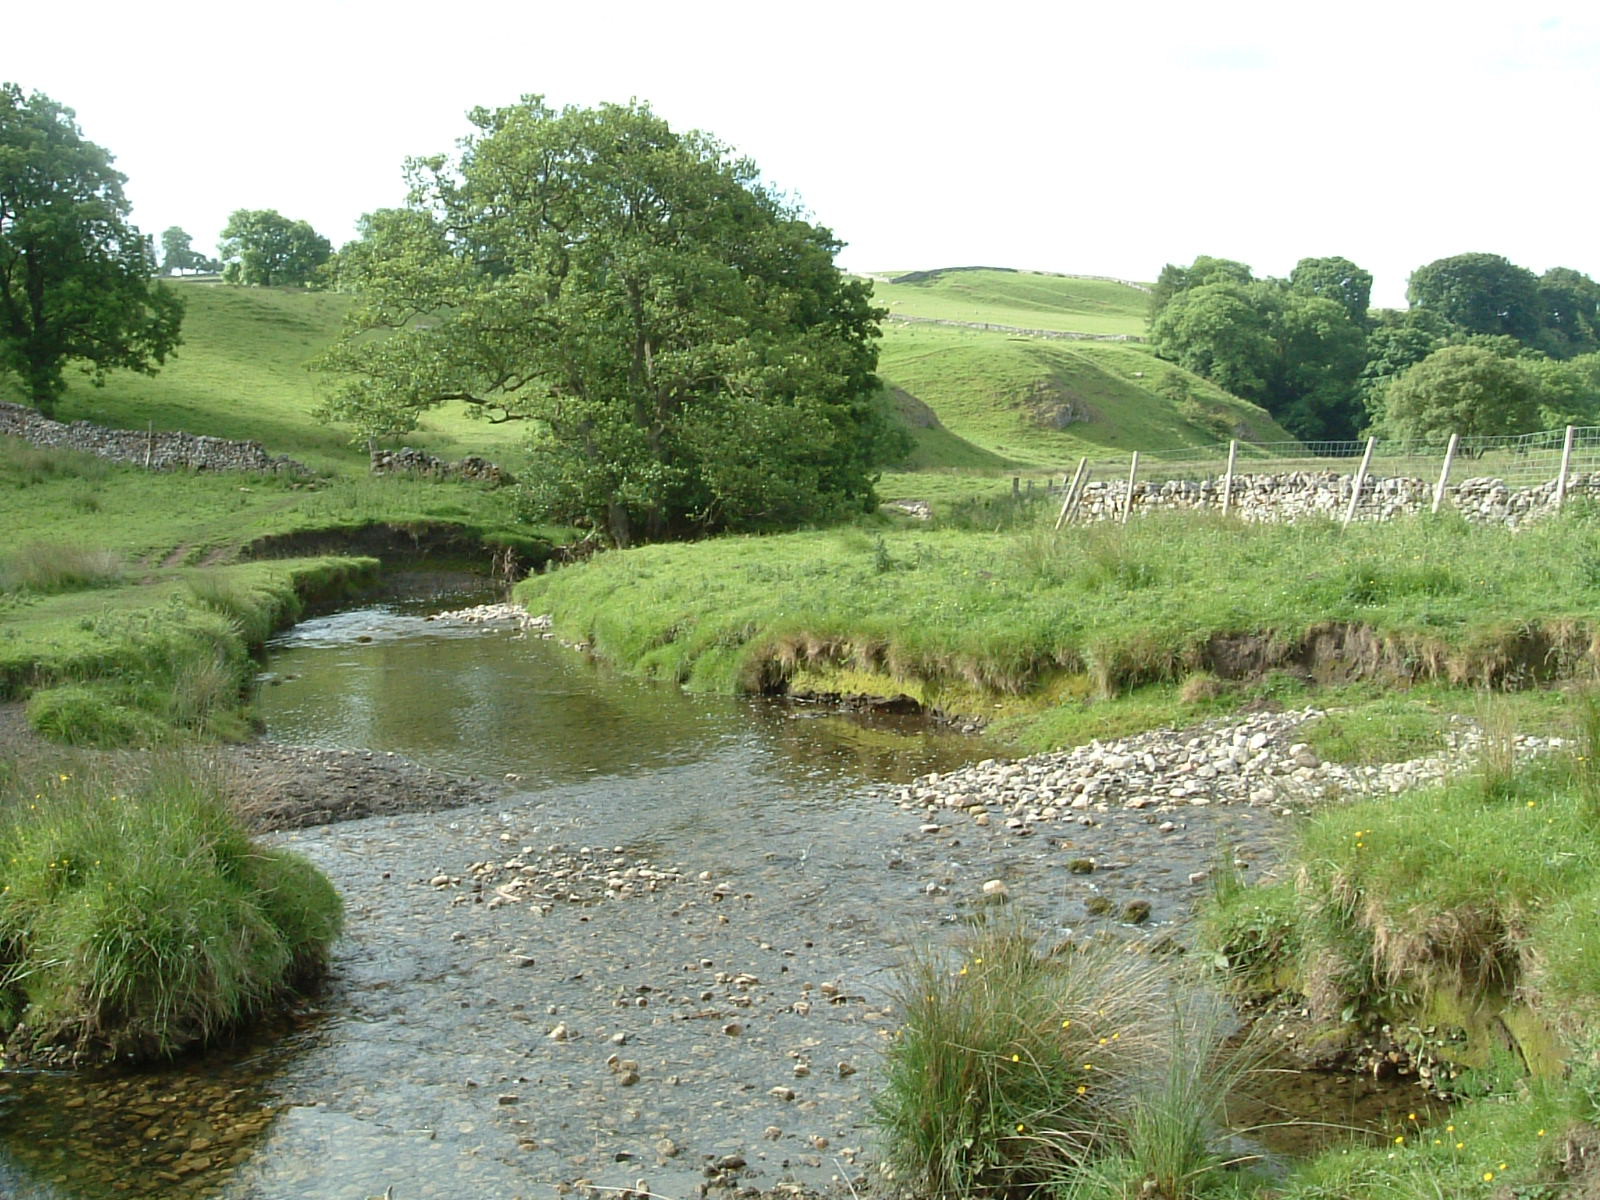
[0,602,1390,1199]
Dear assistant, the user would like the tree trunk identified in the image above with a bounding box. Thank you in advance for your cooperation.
[607,499,633,548]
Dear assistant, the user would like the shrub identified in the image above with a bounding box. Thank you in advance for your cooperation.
[0,758,342,1063]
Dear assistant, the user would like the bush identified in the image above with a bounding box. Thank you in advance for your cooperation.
[0,758,342,1063]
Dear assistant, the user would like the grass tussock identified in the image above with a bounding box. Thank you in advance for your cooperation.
[873,919,1265,1200]
[0,757,342,1063]
[0,542,123,594]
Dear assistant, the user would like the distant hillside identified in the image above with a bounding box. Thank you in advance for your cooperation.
[868,268,1295,476]
[12,280,527,476]
[866,266,1151,338]
[877,324,1292,473]
[2,275,1293,497]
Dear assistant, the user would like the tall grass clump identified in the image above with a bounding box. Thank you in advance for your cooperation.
[1059,997,1268,1200]
[185,569,285,644]
[872,919,1269,1200]
[0,542,123,594]
[0,757,342,1063]
[874,922,1167,1197]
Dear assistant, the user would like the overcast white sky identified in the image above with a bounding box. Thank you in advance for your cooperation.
[9,0,1597,308]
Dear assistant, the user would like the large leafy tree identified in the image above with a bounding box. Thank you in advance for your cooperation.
[0,84,182,415]
[1535,267,1600,360]
[1148,259,1368,439]
[319,96,900,546]
[218,209,330,286]
[158,225,218,275]
[1288,256,1372,327]
[1381,344,1541,443]
[1407,253,1542,343]
[1355,308,1452,429]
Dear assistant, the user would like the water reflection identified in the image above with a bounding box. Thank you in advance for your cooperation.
[259,606,988,791]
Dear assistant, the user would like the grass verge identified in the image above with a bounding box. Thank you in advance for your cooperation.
[520,509,1600,748]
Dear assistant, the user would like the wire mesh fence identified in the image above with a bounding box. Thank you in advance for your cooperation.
[1020,426,1600,494]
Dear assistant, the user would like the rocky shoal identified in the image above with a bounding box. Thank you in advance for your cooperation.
[887,707,1562,830]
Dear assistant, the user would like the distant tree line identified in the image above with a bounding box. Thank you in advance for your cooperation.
[1149,252,1600,444]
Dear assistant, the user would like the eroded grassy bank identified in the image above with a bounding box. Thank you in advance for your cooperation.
[519,510,1600,737]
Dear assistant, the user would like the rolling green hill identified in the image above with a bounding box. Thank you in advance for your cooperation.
[869,269,1296,495]
[865,266,1151,337]
[2,271,1295,506]
[5,280,528,476]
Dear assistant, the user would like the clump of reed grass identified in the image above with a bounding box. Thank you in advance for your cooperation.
[1567,686,1600,816]
[0,543,123,594]
[0,756,342,1063]
[1472,693,1520,803]
[185,569,280,644]
[1057,996,1268,1200]
[874,919,1173,1198]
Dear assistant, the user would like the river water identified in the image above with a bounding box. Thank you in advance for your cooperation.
[0,600,1425,1199]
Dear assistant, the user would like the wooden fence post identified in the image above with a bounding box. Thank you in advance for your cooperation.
[1121,452,1139,525]
[1055,457,1088,531]
[1432,433,1459,514]
[1065,469,1093,524]
[1342,437,1376,528]
[1221,439,1238,518]
[1557,425,1576,511]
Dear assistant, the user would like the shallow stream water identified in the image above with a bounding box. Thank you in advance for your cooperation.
[0,598,1433,1199]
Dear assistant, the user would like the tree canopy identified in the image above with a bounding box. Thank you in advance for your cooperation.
[159,226,217,274]
[318,96,901,546]
[1380,344,1541,443]
[0,84,182,415]
[1288,256,1372,327]
[1147,259,1368,440]
[218,209,330,286]
[1407,253,1543,344]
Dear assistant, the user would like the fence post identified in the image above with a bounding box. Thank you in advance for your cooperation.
[1432,433,1459,514]
[1065,469,1093,524]
[1221,439,1238,518]
[1055,457,1088,531]
[1121,452,1139,525]
[1342,437,1376,529]
[1012,476,1020,499]
[1557,425,1576,511]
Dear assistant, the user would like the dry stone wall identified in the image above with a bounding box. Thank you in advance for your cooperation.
[1066,469,1600,528]
[369,446,511,485]
[0,401,310,475]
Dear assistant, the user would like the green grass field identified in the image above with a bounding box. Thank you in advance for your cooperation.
[3,280,529,476]
[0,274,1301,517]
[878,324,1292,475]
[865,267,1151,336]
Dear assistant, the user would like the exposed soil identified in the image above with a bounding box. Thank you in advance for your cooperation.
[0,702,503,833]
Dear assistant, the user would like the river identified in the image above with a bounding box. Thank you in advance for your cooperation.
[0,598,1418,1199]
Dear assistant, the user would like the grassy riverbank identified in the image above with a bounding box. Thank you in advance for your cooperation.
[520,508,1600,742]
[870,708,1600,1200]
